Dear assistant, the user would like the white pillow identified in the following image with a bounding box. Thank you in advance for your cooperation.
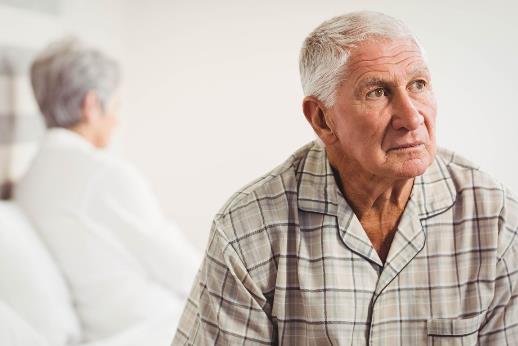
[0,300,49,346]
[0,201,81,345]
[81,310,182,346]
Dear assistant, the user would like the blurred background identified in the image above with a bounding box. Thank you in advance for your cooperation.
[1,0,517,252]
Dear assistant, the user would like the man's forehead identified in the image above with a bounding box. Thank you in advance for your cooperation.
[344,38,428,81]
[348,38,422,62]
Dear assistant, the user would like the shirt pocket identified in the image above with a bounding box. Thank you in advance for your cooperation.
[427,313,484,346]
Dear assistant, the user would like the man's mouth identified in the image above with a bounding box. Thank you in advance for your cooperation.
[388,142,424,152]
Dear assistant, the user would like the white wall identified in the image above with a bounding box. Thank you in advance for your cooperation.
[0,1,124,65]
[3,1,517,250]
[118,0,518,250]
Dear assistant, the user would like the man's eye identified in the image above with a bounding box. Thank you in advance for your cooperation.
[410,80,427,92]
[366,88,386,99]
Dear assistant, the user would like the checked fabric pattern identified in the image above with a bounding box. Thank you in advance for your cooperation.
[173,141,518,345]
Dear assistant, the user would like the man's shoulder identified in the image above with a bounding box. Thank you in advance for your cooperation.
[437,147,509,215]
[437,147,480,174]
[438,147,518,258]
[437,147,504,193]
[213,141,317,240]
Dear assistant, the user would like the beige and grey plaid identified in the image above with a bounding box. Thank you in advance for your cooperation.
[173,141,518,345]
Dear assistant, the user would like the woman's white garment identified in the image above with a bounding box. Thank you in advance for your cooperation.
[14,128,200,343]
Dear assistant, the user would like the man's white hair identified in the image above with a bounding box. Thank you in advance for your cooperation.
[30,37,120,128]
[299,11,422,108]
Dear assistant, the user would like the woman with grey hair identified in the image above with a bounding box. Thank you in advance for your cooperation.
[14,39,200,345]
[30,38,121,147]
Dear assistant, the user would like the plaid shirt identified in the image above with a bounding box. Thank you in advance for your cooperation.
[172,141,518,345]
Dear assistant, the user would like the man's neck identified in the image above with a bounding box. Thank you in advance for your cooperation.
[327,147,415,262]
[327,150,414,220]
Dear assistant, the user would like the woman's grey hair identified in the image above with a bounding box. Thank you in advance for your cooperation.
[299,11,422,108]
[30,38,121,128]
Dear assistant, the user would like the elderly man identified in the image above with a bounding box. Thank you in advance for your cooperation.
[15,39,200,344]
[172,11,518,345]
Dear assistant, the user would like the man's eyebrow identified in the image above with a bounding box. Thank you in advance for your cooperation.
[359,77,387,87]
[355,66,431,91]
[358,77,385,89]
[354,77,387,96]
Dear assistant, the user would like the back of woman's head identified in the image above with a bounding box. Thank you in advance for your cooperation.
[30,38,121,128]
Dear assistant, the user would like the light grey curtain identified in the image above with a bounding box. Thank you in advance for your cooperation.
[0,46,45,199]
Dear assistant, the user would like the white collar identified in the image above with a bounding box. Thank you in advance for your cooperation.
[43,128,96,153]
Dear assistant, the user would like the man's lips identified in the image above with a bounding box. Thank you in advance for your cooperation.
[388,142,425,152]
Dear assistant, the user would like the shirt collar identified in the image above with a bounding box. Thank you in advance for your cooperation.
[296,142,339,216]
[411,150,457,219]
[42,127,96,153]
[297,142,457,220]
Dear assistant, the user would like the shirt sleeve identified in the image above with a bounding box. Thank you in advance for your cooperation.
[478,191,518,344]
[82,159,201,298]
[172,221,276,345]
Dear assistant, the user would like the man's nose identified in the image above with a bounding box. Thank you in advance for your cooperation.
[391,91,423,131]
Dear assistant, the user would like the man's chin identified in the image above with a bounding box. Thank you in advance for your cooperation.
[384,145,435,177]
[394,157,433,178]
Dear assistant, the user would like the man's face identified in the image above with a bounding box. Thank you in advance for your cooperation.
[327,38,437,179]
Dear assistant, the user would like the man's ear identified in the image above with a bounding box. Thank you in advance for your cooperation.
[80,90,100,124]
[302,96,337,145]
